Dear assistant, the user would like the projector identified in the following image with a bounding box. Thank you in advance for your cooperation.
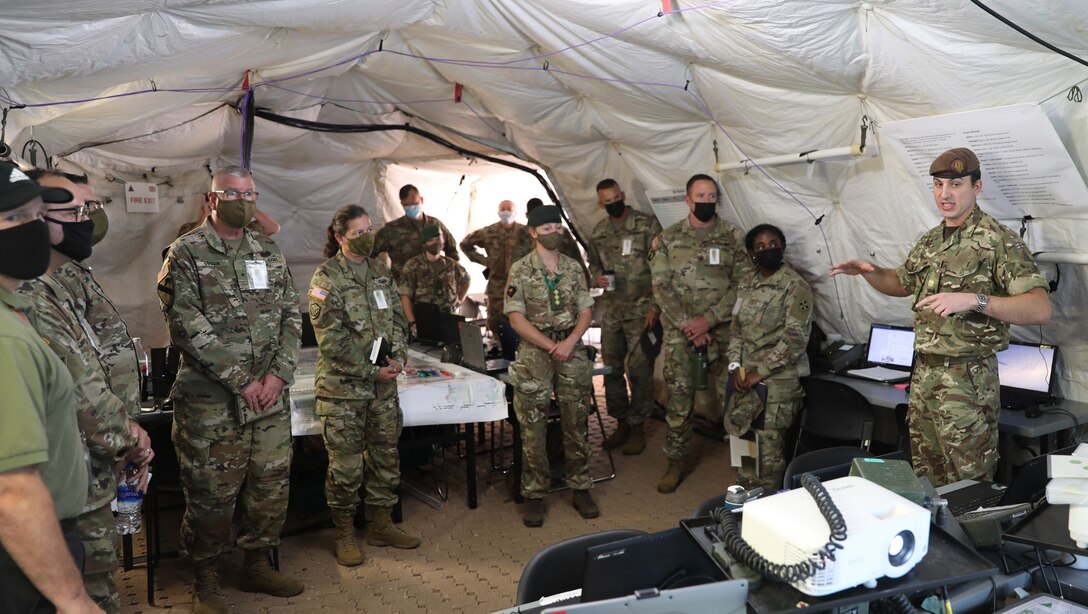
[740,476,930,596]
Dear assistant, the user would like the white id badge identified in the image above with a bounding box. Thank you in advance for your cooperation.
[374,289,389,310]
[622,238,633,256]
[708,247,721,266]
[245,260,268,290]
[732,297,743,316]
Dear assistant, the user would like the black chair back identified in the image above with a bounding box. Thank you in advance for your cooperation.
[782,445,875,488]
[516,529,647,604]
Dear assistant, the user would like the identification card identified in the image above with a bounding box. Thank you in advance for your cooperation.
[245,260,268,290]
[708,247,721,266]
[732,297,743,316]
[374,289,389,310]
[622,237,633,256]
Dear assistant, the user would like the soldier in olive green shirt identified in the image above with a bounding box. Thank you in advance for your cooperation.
[399,224,471,334]
[373,184,459,281]
[460,200,534,340]
[832,148,1051,486]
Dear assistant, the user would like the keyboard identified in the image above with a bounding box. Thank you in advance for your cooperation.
[844,366,910,383]
[949,489,1005,517]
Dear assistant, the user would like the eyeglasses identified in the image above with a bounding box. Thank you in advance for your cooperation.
[85,200,103,212]
[46,205,90,221]
[211,189,259,201]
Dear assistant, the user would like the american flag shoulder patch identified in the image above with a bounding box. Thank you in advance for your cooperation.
[309,286,329,301]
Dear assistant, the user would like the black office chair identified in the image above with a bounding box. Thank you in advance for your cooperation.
[516,529,647,604]
[794,377,876,456]
[782,446,875,489]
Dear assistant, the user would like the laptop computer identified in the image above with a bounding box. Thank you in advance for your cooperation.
[845,324,915,383]
[459,321,510,373]
[939,444,1078,517]
[996,341,1057,410]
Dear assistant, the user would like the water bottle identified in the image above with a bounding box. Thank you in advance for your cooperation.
[133,337,151,401]
[116,464,143,535]
[692,344,708,390]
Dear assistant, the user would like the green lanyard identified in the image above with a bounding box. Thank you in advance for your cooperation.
[543,270,563,310]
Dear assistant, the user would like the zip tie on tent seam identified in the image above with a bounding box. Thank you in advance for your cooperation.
[859,115,872,152]
[1019,215,1033,238]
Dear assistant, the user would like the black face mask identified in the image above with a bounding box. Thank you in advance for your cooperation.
[692,201,717,223]
[754,247,785,270]
[605,199,626,218]
[0,219,52,280]
[45,217,94,262]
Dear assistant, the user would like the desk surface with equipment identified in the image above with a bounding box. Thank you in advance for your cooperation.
[289,346,509,510]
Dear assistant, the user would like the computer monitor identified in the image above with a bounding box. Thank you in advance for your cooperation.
[997,341,1056,395]
[865,324,915,369]
[413,302,464,346]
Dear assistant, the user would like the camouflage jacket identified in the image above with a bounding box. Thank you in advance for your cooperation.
[373,213,459,280]
[398,253,470,312]
[896,206,1048,357]
[18,274,136,512]
[505,250,594,332]
[727,264,813,381]
[460,221,533,297]
[52,260,141,418]
[309,253,408,400]
[650,216,753,334]
[586,208,662,319]
[158,218,301,407]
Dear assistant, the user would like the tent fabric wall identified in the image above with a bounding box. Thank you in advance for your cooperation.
[2,0,1087,399]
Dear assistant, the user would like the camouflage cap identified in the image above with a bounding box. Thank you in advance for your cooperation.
[929,147,980,179]
[420,224,441,244]
[527,205,561,227]
[0,161,73,212]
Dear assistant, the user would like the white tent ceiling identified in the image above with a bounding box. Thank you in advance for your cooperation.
[2,0,1086,399]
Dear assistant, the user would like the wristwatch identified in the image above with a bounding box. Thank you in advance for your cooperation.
[728,362,741,373]
[975,293,989,313]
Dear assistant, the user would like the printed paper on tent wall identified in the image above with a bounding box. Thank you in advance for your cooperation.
[881,104,1088,221]
[125,181,160,213]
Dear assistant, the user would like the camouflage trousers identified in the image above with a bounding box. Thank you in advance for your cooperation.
[76,503,120,614]
[317,381,403,512]
[600,314,655,426]
[661,327,730,461]
[725,375,802,491]
[509,341,593,499]
[908,355,1000,487]
[485,291,509,340]
[172,397,292,563]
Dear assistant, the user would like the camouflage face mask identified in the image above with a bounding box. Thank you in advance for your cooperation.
[347,233,375,257]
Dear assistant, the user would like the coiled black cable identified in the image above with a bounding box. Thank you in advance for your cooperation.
[714,473,847,584]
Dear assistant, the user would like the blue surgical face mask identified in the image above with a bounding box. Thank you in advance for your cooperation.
[403,204,422,219]
[498,211,515,224]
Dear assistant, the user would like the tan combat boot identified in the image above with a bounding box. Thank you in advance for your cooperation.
[238,548,305,597]
[332,511,365,567]
[603,421,631,450]
[622,423,645,455]
[192,559,228,614]
[656,460,684,494]
[366,506,421,549]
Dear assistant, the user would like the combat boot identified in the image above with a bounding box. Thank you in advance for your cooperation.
[332,511,365,567]
[366,506,421,549]
[192,559,227,614]
[238,548,305,597]
[604,421,630,450]
[656,460,684,494]
[523,498,545,527]
[622,423,645,455]
[572,490,600,519]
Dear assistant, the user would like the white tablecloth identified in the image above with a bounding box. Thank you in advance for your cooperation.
[289,347,508,436]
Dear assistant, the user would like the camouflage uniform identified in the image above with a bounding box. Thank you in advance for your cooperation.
[650,217,752,460]
[505,250,595,498]
[725,264,812,490]
[19,274,137,614]
[460,221,534,334]
[398,253,471,312]
[157,218,301,563]
[372,214,459,281]
[309,253,409,511]
[896,206,1047,486]
[586,209,662,427]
